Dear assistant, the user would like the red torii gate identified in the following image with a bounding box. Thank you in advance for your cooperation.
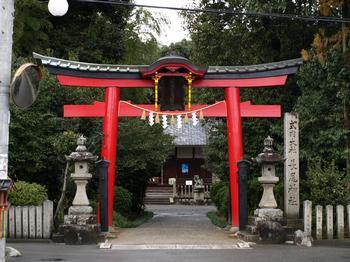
[34,53,301,230]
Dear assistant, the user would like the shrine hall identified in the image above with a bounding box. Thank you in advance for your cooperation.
[34,52,302,230]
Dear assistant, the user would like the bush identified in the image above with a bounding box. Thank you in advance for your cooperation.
[113,211,153,228]
[210,181,228,216]
[9,181,48,206]
[113,186,133,216]
[207,211,227,228]
[305,158,350,206]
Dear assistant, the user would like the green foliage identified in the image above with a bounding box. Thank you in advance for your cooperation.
[117,119,174,213]
[207,211,228,228]
[203,122,228,181]
[113,211,153,228]
[210,181,229,216]
[114,186,133,216]
[185,0,317,66]
[46,2,131,63]
[304,158,350,206]
[9,61,102,201]
[13,0,52,56]
[121,7,165,65]
[295,50,350,165]
[9,181,47,206]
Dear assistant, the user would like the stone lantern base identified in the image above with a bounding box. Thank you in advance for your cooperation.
[58,214,100,245]
[252,208,286,243]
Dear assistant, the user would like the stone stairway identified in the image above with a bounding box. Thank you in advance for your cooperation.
[144,186,173,205]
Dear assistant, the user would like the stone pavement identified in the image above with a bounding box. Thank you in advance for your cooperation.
[110,205,237,248]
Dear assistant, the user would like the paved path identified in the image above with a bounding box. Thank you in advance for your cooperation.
[110,205,236,247]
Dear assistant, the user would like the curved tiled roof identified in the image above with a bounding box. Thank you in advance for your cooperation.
[164,120,208,146]
[207,58,302,73]
[33,52,145,73]
[33,52,302,79]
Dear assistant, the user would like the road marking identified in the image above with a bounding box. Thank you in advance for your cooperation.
[111,244,252,250]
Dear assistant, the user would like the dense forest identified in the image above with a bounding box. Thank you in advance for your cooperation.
[8,0,350,219]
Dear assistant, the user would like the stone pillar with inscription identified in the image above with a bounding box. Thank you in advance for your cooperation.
[284,113,300,219]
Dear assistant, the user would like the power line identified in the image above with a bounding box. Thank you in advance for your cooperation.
[75,0,350,24]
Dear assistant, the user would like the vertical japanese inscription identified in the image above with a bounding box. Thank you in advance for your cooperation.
[284,113,300,218]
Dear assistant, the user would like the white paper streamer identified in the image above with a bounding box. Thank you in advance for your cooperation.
[162,115,168,129]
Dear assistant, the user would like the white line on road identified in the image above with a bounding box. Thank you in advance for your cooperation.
[111,244,252,250]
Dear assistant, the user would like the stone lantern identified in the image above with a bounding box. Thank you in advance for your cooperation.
[251,136,286,243]
[59,135,100,245]
[253,136,284,210]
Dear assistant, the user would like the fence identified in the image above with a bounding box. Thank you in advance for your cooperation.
[303,200,350,240]
[7,200,53,239]
[174,184,211,203]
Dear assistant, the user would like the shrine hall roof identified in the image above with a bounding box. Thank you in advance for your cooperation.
[164,120,208,146]
[33,53,302,80]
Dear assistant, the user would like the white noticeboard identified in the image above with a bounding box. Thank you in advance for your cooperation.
[185,180,193,186]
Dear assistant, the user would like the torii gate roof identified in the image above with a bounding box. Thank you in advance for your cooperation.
[33,53,302,80]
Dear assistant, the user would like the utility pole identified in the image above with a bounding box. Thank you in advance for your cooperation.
[0,0,14,261]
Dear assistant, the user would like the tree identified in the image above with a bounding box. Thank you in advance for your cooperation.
[300,0,350,176]
[117,119,174,213]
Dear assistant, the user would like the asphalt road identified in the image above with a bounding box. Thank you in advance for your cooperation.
[6,242,350,262]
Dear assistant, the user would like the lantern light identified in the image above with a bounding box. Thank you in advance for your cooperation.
[48,0,69,16]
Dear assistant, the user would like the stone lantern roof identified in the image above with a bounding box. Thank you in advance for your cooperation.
[252,136,284,164]
[65,135,98,162]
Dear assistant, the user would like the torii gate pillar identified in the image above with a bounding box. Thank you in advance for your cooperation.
[101,87,120,225]
[225,87,243,229]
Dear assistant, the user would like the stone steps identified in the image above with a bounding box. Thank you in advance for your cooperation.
[145,186,174,205]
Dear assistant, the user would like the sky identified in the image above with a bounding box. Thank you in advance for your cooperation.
[134,0,199,46]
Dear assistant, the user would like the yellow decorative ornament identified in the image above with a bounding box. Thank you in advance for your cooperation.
[186,72,193,111]
[152,72,160,111]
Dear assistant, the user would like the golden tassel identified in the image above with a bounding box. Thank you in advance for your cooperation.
[186,72,193,111]
[152,72,160,111]
[155,113,160,124]
[184,114,189,124]
[170,115,176,126]
[141,110,146,120]
[199,110,204,121]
